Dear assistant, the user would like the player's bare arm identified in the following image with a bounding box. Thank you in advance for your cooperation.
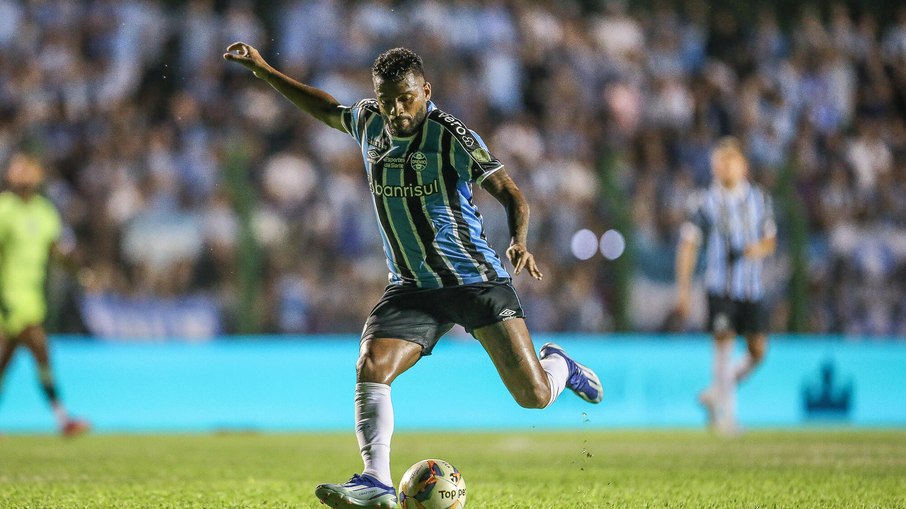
[481,169,543,280]
[50,240,81,276]
[675,232,700,319]
[223,42,345,131]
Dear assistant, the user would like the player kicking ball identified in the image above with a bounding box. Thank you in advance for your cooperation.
[225,43,603,508]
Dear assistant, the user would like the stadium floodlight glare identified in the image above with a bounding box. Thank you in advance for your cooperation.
[570,229,598,260]
[600,229,625,260]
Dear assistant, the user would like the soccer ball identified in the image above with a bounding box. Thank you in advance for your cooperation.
[398,458,467,509]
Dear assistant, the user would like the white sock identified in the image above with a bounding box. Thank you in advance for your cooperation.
[734,354,755,382]
[355,382,393,487]
[714,340,736,426]
[540,354,569,407]
[52,403,68,427]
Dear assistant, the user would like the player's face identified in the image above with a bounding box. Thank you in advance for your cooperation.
[5,155,44,195]
[711,150,747,189]
[374,71,431,137]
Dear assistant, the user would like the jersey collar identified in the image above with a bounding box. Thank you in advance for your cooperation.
[712,180,750,201]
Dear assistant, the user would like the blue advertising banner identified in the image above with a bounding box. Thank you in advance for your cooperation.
[0,335,903,432]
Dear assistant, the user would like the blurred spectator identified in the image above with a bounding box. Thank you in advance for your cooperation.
[2,0,904,338]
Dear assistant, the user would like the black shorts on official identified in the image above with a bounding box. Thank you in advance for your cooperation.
[707,294,769,335]
[361,279,525,355]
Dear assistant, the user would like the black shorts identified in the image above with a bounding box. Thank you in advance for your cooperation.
[361,280,525,355]
[707,294,768,335]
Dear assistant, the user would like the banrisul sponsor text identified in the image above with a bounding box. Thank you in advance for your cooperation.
[370,178,440,198]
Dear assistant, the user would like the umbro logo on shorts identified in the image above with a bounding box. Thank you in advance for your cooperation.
[498,309,517,318]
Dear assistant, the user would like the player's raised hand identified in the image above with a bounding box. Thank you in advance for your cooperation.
[506,243,543,281]
[223,42,269,78]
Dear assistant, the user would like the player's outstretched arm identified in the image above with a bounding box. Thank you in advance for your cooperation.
[223,42,344,131]
[481,169,543,281]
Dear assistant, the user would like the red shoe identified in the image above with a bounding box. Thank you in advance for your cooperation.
[62,418,91,438]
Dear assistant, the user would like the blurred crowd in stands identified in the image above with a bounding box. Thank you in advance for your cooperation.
[1,0,905,337]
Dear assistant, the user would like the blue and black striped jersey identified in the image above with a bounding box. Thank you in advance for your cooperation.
[339,99,510,288]
[684,182,776,301]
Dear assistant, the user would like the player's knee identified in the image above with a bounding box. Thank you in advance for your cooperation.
[356,351,393,384]
[714,331,735,343]
[356,352,379,382]
[513,383,549,409]
[748,337,768,364]
[750,343,766,364]
[22,333,46,356]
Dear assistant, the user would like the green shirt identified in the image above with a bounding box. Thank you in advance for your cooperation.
[0,191,61,299]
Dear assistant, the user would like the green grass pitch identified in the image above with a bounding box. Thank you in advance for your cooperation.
[1,430,904,508]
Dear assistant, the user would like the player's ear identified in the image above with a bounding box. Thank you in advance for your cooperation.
[423,81,431,101]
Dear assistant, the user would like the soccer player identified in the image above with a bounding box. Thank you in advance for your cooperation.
[674,137,776,435]
[0,153,90,437]
[225,43,603,508]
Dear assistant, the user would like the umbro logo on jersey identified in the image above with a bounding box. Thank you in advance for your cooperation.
[367,145,397,164]
[498,309,517,318]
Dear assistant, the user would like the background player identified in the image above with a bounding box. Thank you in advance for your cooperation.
[0,153,90,437]
[675,137,777,435]
[224,42,603,508]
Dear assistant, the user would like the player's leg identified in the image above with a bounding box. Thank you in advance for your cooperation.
[736,333,767,382]
[700,295,738,432]
[459,280,601,407]
[18,325,61,406]
[316,284,442,509]
[735,301,769,383]
[355,338,421,482]
[315,338,421,509]
[472,318,551,408]
[473,317,603,407]
[357,337,423,384]
[0,337,20,404]
[18,325,89,436]
[709,332,738,434]
[5,301,61,412]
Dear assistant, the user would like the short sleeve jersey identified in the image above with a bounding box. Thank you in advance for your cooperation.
[0,191,61,300]
[685,182,776,300]
[339,99,509,288]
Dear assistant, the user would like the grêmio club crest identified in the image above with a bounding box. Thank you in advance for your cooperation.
[408,151,428,172]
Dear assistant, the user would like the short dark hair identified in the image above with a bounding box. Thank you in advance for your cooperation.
[371,48,424,82]
[714,136,745,158]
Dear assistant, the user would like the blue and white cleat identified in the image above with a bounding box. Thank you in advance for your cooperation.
[315,473,397,509]
[540,342,604,403]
